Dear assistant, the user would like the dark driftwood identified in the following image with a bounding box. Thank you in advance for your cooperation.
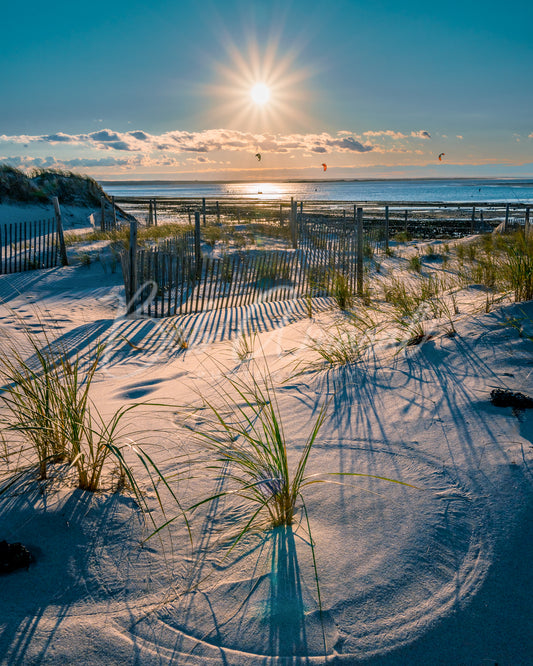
[490,388,533,409]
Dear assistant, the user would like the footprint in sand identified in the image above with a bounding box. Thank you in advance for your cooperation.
[116,377,167,399]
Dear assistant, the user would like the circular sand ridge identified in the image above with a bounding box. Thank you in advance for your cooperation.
[0,488,189,618]
[125,439,490,662]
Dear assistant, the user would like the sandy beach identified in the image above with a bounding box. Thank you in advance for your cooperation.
[2,0,532,657]
[0,206,532,665]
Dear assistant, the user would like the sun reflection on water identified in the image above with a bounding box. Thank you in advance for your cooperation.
[223,182,294,199]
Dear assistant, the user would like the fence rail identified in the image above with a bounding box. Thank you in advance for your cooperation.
[119,199,532,318]
[122,244,362,317]
[113,196,530,238]
[0,218,60,274]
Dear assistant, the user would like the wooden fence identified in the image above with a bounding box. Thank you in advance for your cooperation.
[121,244,362,317]
[114,196,530,238]
[0,218,61,274]
[120,199,532,318]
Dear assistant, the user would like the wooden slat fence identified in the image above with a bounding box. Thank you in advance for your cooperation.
[0,218,60,274]
[297,212,386,259]
[121,246,361,317]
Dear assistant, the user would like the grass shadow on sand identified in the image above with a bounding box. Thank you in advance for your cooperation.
[0,477,170,666]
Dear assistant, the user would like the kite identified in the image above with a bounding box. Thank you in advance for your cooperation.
[438,153,445,161]
[255,153,261,161]
[321,163,327,171]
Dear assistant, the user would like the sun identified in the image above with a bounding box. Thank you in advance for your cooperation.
[250,82,271,106]
[202,21,315,132]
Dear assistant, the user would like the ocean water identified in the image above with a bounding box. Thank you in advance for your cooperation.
[101,179,533,204]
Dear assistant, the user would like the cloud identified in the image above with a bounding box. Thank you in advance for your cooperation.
[43,132,79,143]
[0,155,132,168]
[89,130,122,142]
[411,130,431,139]
[325,137,373,152]
[128,131,150,141]
[0,128,375,156]
[456,135,464,140]
[363,130,408,139]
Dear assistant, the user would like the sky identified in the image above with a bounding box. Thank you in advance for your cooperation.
[0,0,532,180]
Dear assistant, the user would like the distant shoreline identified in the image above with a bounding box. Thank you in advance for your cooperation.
[99,176,533,186]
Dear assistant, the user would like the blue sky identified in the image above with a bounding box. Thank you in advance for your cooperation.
[1,0,532,179]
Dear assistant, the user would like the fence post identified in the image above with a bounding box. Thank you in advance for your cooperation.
[148,200,153,227]
[112,196,117,230]
[100,197,106,232]
[216,201,220,224]
[526,206,531,238]
[194,211,202,277]
[202,198,206,226]
[504,203,509,232]
[289,197,298,249]
[153,198,158,226]
[404,209,408,235]
[470,206,476,234]
[384,205,389,253]
[279,203,283,226]
[127,220,138,314]
[356,206,364,297]
[52,196,69,266]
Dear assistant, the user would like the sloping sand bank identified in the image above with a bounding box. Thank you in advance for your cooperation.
[0,260,532,665]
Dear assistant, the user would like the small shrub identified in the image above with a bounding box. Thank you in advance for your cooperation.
[503,231,533,302]
[234,331,256,361]
[408,254,422,273]
[467,243,477,262]
[383,278,419,319]
[394,231,411,243]
[203,225,223,247]
[309,326,362,367]
[77,252,91,267]
[0,325,182,525]
[183,364,329,529]
[331,271,352,310]
[424,244,441,261]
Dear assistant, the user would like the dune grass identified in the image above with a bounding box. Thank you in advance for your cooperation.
[0,336,125,490]
[176,360,416,533]
[181,363,329,530]
[164,360,417,657]
[0,325,185,532]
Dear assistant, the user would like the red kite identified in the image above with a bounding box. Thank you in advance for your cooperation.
[438,153,445,161]
[321,163,327,171]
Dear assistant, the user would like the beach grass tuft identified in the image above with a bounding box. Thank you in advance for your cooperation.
[0,324,187,530]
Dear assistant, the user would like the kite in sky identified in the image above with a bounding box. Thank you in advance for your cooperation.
[438,153,445,161]
[321,163,327,171]
[255,153,261,161]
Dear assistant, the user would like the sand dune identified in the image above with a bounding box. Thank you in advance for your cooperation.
[0,248,532,665]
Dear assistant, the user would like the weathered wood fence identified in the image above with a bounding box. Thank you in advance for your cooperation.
[121,245,362,317]
[119,198,533,318]
[120,203,371,316]
[0,197,68,275]
[0,218,60,274]
[114,196,530,238]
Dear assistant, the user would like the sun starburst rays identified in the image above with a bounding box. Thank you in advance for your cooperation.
[202,28,314,136]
